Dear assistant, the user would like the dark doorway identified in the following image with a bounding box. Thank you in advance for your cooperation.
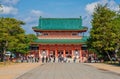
[66,50,72,58]
[58,50,63,56]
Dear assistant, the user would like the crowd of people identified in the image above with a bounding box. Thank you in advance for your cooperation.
[6,54,89,63]
[14,54,89,63]
[1,53,98,64]
[19,55,40,63]
[40,54,80,63]
[41,56,69,63]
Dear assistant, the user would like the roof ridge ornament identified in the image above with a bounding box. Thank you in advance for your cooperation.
[80,16,82,19]
[39,16,42,28]
[79,16,82,28]
[39,16,42,19]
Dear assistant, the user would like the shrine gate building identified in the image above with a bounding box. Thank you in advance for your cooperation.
[31,16,88,60]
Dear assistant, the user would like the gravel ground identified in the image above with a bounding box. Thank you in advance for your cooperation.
[84,63,120,74]
[0,63,41,79]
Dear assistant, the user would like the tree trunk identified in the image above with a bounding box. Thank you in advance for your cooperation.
[3,47,6,64]
[106,51,112,63]
[3,47,6,55]
[3,40,8,54]
[3,41,8,64]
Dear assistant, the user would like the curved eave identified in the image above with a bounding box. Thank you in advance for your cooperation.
[32,27,88,32]
[31,37,88,45]
[31,42,86,45]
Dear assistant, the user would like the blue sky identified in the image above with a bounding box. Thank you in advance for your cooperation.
[0,0,120,35]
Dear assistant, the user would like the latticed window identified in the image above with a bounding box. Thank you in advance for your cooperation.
[72,33,77,36]
[44,33,48,36]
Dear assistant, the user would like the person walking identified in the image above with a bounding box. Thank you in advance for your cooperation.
[73,57,76,63]
[53,56,56,63]
[42,56,45,63]
[46,56,48,63]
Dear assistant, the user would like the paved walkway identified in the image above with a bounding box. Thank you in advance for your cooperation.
[85,63,120,74]
[0,62,120,79]
[0,63,41,79]
[16,63,120,79]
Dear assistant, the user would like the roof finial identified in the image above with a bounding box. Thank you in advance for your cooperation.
[80,16,82,19]
[39,16,42,27]
[39,16,42,19]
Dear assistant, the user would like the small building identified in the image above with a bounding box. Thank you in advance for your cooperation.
[31,16,88,61]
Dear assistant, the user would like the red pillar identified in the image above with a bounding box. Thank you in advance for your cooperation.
[47,49,49,57]
[38,49,41,58]
[55,50,58,57]
[72,50,74,58]
[63,49,66,57]
[39,45,41,58]
[80,49,82,62]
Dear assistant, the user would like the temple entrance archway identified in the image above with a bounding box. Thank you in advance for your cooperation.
[66,50,72,58]
[40,49,47,57]
[49,50,55,57]
[57,50,63,57]
[73,50,80,59]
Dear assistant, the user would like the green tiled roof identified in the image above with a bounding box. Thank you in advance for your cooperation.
[33,36,88,44]
[32,16,88,30]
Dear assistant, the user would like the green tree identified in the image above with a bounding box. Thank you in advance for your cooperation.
[13,34,37,54]
[0,17,25,61]
[88,4,120,61]
[0,17,37,62]
[113,6,120,58]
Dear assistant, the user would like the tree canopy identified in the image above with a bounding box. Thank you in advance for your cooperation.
[87,4,120,61]
[0,17,37,57]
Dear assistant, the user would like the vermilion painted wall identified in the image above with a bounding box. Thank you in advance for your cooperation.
[38,31,82,39]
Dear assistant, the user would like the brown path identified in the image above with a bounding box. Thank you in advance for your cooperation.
[84,63,120,74]
[0,63,41,79]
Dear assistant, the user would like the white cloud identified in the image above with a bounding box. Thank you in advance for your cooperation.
[20,10,44,34]
[100,0,109,4]
[85,0,119,14]
[31,10,43,17]
[23,16,38,24]
[108,0,119,11]
[0,0,20,15]
[0,5,18,15]
[1,0,20,5]
[85,2,98,14]
[23,10,43,23]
